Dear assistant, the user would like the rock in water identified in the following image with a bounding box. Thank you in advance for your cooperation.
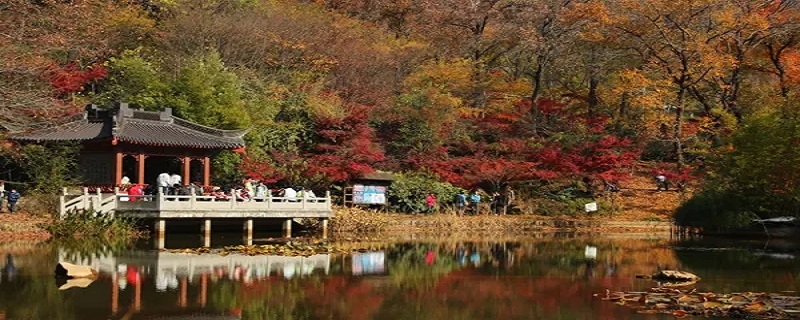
[651,270,700,281]
[58,278,95,290]
[54,262,98,279]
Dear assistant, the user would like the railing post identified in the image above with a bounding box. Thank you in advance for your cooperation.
[82,187,89,211]
[95,188,102,213]
[302,193,307,209]
[267,192,271,209]
[112,187,120,218]
[190,192,196,209]
[59,192,65,220]
[230,193,236,209]
[158,191,165,210]
[326,191,331,207]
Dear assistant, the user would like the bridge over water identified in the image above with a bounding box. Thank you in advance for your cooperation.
[60,188,334,247]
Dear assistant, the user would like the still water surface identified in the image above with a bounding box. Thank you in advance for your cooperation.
[0,233,798,320]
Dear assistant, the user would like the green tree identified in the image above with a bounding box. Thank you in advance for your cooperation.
[168,51,251,129]
[676,109,800,230]
[93,48,168,110]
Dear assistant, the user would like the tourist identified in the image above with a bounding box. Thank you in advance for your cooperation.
[425,193,437,214]
[283,186,298,202]
[169,173,182,195]
[120,176,131,187]
[6,189,20,214]
[469,190,481,215]
[490,191,501,215]
[0,181,5,213]
[604,180,620,193]
[655,172,668,192]
[189,181,203,197]
[212,187,228,201]
[301,187,317,202]
[157,172,171,194]
[128,184,144,202]
[244,178,255,197]
[177,184,192,199]
[455,190,467,215]
[255,181,268,201]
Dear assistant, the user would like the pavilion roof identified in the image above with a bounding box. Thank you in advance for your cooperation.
[10,103,246,149]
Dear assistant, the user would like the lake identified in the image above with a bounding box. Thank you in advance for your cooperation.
[0,233,797,319]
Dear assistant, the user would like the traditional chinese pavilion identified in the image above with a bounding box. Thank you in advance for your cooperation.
[11,103,246,188]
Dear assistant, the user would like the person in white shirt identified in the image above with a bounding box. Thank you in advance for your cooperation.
[157,172,171,194]
[255,182,268,200]
[282,187,297,202]
[302,187,317,202]
[169,173,182,195]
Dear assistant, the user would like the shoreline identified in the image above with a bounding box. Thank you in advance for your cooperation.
[0,212,675,243]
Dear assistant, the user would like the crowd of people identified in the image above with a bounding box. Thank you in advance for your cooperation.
[118,174,320,203]
[425,187,516,215]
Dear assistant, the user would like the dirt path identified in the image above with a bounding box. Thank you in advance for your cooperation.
[605,165,688,221]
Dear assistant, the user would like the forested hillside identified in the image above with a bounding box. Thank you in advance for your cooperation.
[2,0,800,221]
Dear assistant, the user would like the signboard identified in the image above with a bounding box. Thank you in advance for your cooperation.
[352,184,387,204]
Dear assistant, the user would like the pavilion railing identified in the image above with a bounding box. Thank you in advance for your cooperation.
[59,188,333,218]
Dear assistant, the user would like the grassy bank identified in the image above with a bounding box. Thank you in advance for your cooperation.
[328,207,674,237]
[0,214,51,241]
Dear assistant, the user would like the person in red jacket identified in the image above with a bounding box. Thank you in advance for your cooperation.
[128,184,144,202]
[425,193,437,214]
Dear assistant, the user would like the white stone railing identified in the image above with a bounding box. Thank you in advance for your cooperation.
[59,188,333,218]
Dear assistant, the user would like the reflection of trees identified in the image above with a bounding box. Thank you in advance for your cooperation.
[386,244,458,289]
[55,238,134,265]
[209,279,314,320]
[0,248,77,320]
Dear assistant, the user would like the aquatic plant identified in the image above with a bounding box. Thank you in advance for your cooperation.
[602,287,800,319]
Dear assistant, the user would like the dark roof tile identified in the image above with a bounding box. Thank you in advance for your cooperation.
[12,119,111,142]
[9,104,246,149]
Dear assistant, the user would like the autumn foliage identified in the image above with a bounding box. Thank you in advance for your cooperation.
[2,0,800,220]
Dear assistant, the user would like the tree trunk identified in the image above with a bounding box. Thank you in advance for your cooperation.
[588,75,599,118]
[675,87,685,171]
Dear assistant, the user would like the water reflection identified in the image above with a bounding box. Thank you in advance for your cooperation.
[2,254,17,283]
[0,235,797,319]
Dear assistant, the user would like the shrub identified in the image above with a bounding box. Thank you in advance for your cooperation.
[387,172,463,213]
[41,209,143,239]
[674,189,755,232]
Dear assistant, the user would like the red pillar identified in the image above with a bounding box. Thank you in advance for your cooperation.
[137,154,146,185]
[182,157,191,185]
[203,157,211,186]
[114,152,123,186]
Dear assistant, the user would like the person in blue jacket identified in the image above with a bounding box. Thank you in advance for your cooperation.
[6,189,20,214]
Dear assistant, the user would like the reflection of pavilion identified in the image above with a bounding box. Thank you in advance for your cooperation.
[58,249,330,315]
